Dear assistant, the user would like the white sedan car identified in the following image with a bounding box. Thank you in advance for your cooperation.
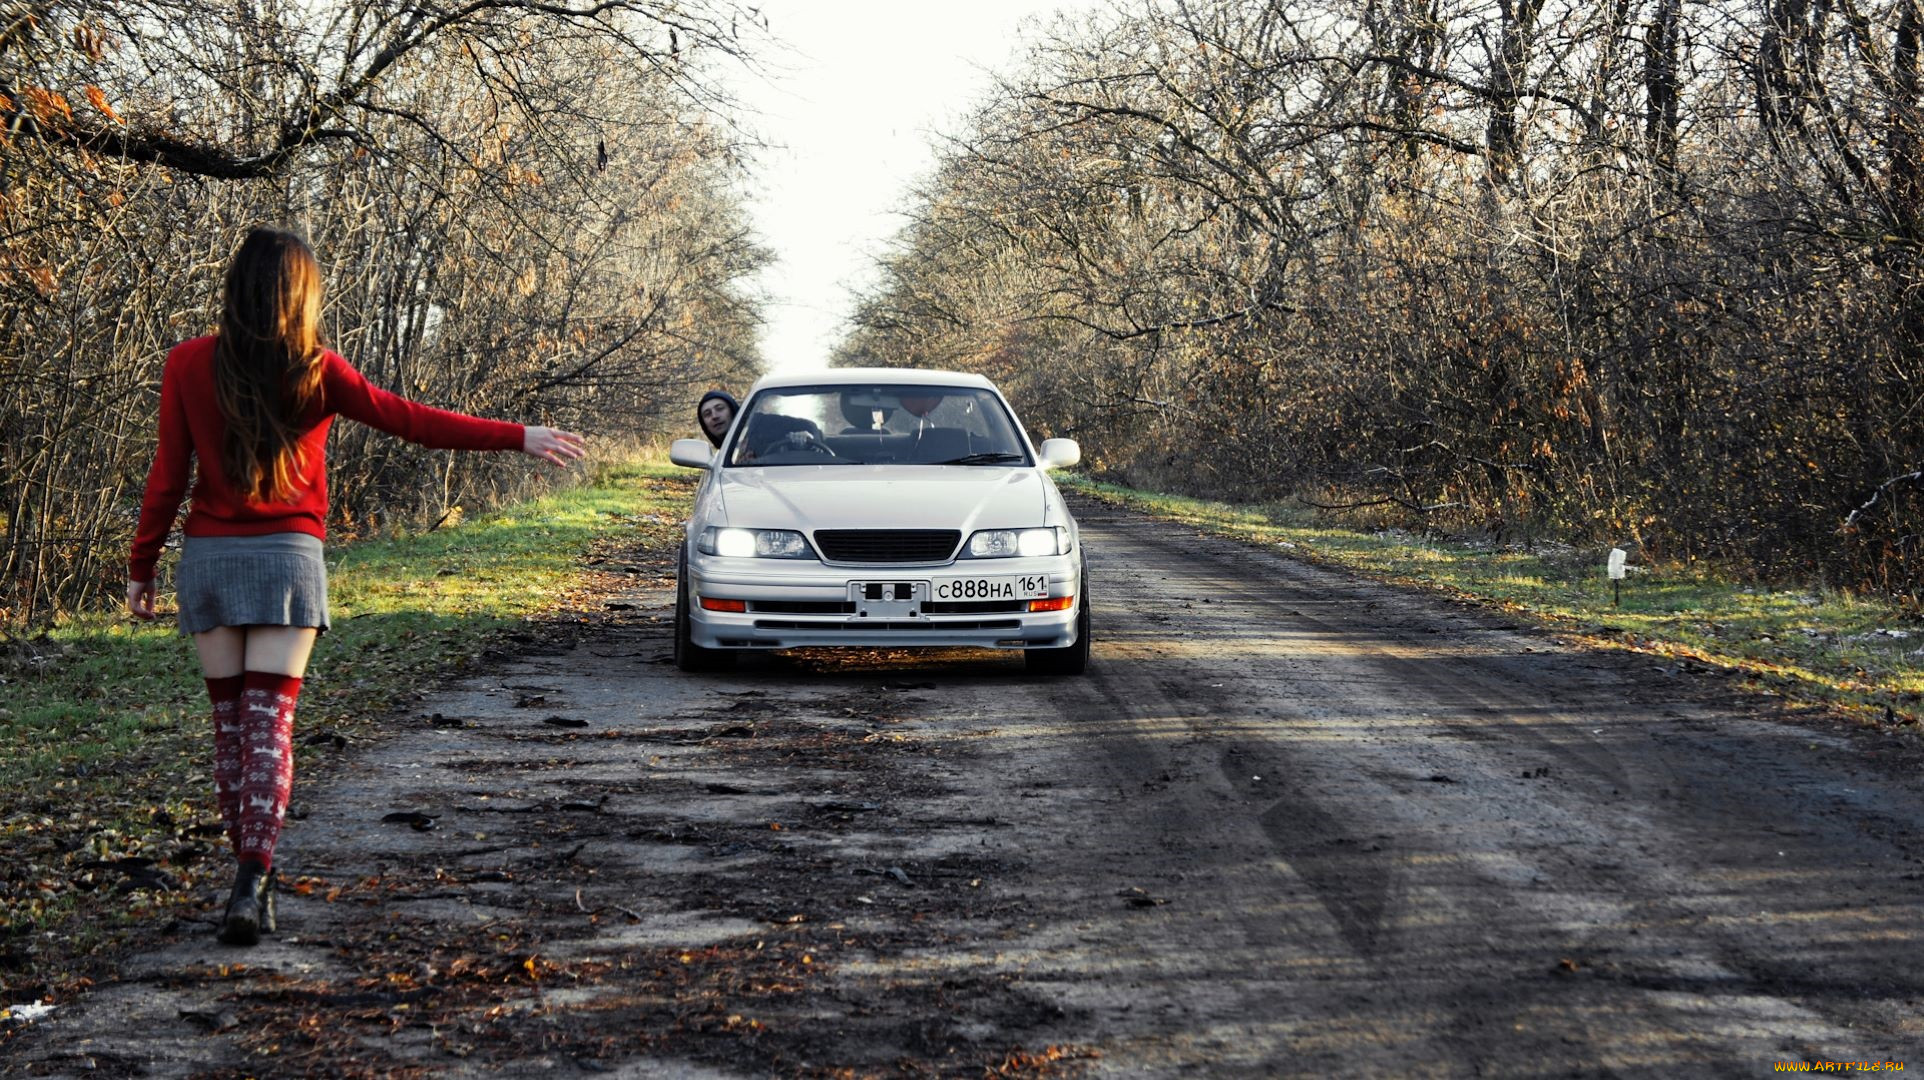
[668,368,1089,675]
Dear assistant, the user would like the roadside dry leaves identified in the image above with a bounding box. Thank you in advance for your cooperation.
[0,469,694,1014]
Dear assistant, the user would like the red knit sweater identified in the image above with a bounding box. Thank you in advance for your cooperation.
[130,335,525,581]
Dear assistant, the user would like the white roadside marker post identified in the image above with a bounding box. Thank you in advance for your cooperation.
[1607,547,1627,607]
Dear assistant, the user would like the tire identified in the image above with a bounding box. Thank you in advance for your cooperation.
[1025,569,1090,676]
[674,547,735,673]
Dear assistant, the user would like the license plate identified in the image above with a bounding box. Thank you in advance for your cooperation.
[932,575,1049,602]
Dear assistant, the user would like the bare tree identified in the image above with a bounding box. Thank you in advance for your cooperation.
[0,0,769,624]
[840,0,1924,599]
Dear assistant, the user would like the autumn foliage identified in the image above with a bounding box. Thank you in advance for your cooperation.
[840,0,1924,601]
[0,1,769,625]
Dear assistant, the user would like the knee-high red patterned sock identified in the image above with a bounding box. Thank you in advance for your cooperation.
[205,675,247,850]
[235,672,302,871]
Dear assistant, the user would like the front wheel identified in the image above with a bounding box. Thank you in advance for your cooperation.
[1025,570,1090,676]
[674,547,735,673]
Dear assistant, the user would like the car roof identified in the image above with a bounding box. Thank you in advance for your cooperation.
[746,367,997,393]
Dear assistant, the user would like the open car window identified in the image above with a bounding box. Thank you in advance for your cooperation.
[725,384,1032,467]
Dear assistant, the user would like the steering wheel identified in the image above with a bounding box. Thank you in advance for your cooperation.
[780,430,835,457]
[752,428,835,461]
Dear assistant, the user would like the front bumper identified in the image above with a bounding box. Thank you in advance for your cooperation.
[685,551,1082,650]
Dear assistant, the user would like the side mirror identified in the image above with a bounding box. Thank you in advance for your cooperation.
[1037,438,1081,470]
[669,438,713,469]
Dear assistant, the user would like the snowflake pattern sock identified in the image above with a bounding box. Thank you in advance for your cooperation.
[234,672,303,871]
[205,674,247,850]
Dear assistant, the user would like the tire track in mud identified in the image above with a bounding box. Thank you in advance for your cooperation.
[9,496,1924,1077]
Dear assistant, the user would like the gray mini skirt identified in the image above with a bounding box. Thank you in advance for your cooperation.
[175,532,330,636]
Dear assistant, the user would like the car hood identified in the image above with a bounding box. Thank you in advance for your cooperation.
[715,466,1050,535]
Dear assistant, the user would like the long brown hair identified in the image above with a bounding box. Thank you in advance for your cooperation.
[215,228,327,503]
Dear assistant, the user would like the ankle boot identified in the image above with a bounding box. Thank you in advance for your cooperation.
[261,867,277,935]
[218,861,268,946]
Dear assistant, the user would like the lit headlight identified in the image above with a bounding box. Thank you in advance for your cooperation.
[964,526,1070,558]
[698,527,816,559]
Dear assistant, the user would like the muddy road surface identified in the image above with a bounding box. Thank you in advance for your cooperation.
[10,495,1924,1077]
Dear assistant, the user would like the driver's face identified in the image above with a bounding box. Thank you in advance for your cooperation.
[700,399,734,437]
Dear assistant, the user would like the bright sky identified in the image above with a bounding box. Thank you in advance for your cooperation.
[724,1,1101,373]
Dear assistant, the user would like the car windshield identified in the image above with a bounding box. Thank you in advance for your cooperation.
[725,384,1032,467]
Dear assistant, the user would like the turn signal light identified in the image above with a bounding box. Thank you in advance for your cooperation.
[699,597,747,613]
[1027,596,1074,612]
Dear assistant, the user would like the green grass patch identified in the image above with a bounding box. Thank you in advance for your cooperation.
[1061,473,1924,724]
[0,460,694,995]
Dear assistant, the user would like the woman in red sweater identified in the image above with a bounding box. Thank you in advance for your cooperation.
[127,228,585,946]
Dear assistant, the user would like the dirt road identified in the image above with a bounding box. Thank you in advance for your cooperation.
[11,496,1924,1077]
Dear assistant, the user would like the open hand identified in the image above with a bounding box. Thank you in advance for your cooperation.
[522,426,586,467]
[127,579,157,620]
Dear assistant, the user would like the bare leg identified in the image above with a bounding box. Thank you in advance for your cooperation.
[243,626,320,677]
[193,627,247,679]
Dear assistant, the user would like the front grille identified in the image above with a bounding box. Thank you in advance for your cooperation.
[814,529,960,563]
[750,600,856,615]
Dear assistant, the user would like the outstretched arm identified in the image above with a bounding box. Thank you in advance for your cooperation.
[324,352,527,451]
[327,355,585,467]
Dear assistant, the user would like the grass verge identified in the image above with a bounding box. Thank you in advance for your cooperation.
[0,460,693,1000]
[1061,473,1924,727]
